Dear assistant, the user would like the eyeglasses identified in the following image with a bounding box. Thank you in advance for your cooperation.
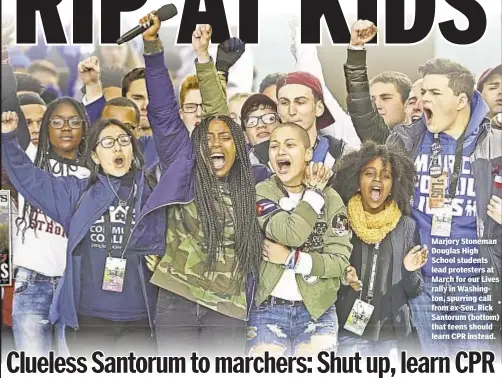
[49,116,84,129]
[245,113,278,128]
[182,103,203,113]
[96,135,132,149]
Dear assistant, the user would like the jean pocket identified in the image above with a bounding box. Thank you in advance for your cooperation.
[13,280,30,295]
[252,302,271,312]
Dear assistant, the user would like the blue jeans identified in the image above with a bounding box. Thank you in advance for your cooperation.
[12,268,60,356]
[155,290,246,358]
[338,335,398,358]
[409,278,492,357]
[246,299,338,356]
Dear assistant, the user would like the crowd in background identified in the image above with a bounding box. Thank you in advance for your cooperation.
[1,11,501,361]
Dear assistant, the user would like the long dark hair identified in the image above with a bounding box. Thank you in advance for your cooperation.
[84,118,146,186]
[34,97,90,171]
[333,141,417,215]
[16,97,90,240]
[191,115,263,283]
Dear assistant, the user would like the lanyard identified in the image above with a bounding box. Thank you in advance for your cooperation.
[103,194,135,260]
[364,242,380,303]
[429,128,467,200]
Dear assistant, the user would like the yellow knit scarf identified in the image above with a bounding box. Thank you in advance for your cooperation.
[347,194,402,245]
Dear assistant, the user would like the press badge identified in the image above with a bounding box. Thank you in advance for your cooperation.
[431,202,453,237]
[344,299,375,336]
[102,257,127,292]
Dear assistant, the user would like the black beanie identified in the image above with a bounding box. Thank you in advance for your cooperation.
[18,93,46,107]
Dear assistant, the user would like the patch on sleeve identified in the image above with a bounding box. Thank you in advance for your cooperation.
[256,199,280,217]
[332,212,350,236]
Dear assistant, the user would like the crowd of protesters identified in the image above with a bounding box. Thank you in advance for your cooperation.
[1,11,501,361]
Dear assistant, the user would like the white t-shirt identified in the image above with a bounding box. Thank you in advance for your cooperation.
[13,144,90,277]
[271,191,304,301]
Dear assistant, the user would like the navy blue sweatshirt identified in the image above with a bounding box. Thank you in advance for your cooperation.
[77,172,147,321]
[412,96,488,278]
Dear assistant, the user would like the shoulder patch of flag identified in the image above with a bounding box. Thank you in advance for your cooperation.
[256,199,280,217]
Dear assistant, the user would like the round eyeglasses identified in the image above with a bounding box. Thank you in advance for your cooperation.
[96,135,132,149]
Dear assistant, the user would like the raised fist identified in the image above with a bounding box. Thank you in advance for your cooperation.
[216,37,245,72]
[350,19,377,47]
[192,24,212,55]
[2,111,19,134]
[78,56,100,86]
[140,11,161,42]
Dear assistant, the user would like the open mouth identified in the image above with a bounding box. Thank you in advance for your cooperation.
[256,131,270,139]
[411,115,421,122]
[370,184,382,202]
[276,158,291,174]
[114,156,125,167]
[423,107,433,125]
[211,153,225,170]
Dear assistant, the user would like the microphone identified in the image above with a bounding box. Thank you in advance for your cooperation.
[116,4,178,45]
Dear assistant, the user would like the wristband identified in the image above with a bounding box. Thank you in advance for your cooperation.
[284,249,298,270]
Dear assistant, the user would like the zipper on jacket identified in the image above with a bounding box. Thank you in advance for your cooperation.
[137,260,155,336]
[121,199,193,336]
[68,191,115,329]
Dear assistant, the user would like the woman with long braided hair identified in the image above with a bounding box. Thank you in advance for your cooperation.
[151,114,265,357]
[10,97,90,356]
[135,15,268,357]
[191,115,263,279]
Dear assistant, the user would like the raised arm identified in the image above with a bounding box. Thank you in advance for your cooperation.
[79,56,106,126]
[141,12,194,171]
[1,112,84,228]
[344,20,390,144]
[290,20,361,150]
[192,25,229,117]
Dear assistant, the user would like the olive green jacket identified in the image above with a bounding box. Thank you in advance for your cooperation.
[255,177,353,319]
[195,59,230,117]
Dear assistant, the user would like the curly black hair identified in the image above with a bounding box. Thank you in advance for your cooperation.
[333,141,417,215]
[191,115,263,284]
